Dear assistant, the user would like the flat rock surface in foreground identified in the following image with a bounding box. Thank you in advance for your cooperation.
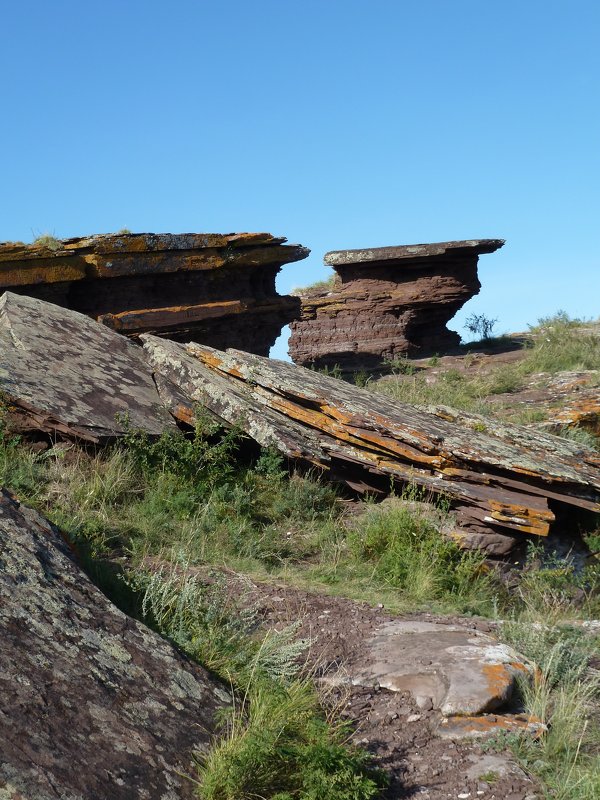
[343,619,532,716]
[0,292,174,441]
[0,490,228,799]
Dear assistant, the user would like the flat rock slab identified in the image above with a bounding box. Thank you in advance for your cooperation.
[142,337,600,549]
[0,292,174,441]
[436,713,546,740]
[340,620,533,716]
[0,231,308,355]
[0,489,228,799]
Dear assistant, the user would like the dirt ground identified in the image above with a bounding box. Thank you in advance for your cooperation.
[233,577,541,800]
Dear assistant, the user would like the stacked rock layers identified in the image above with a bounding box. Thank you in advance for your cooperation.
[0,232,308,355]
[288,239,504,371]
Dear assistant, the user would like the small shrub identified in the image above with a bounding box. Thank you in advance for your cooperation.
[348,498,497,613]
[198,680,386,800]
[290,273,337,297]
[33,233,62,251]
[464,313,498,341]
[383,355,417,376]
[554,425,599,452]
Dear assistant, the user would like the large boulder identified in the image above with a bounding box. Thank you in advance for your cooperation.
[288,239,504,371]
[0,292,175,441]
[0,489,228,799]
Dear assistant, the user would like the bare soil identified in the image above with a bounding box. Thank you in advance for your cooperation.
[233,577,541,800]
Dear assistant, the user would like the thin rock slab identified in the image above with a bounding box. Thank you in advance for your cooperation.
[141,337,600,546]
[328,619,533,717]
[0,292,175,441]
[0,489,229,799]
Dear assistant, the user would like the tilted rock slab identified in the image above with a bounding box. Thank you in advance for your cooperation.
[0,231,308,355]
[0,490,229,799]
[288,239,504,371]
[0,292,175,441]
[141,338,600,549]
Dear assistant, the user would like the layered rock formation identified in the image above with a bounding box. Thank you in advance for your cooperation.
[0,231,308,354]
[140,337,600,553]
[288,239,504,371]
[0,490,228,799]
[0,292,175,441]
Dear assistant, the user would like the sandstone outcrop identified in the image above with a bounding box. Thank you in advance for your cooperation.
[0,231,308,354]
[288,239,504,371]
[141,338,600,551]
[0,292,174,441]
[0,489,228,799]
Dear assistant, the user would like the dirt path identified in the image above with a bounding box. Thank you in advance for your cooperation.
[236,578,540,800]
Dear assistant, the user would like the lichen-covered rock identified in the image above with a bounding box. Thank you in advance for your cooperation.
[288,239,504,371]
[0,232,308,355]
[0,490,228,799]
[141,337,600,549]
[0,292,175,441]
[341,619,533,716]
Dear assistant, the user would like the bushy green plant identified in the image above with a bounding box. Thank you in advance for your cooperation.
[133,566,386,800]
[513,541,600,621]
[348,499,498,612]
[290,273,337,297]
[33,232,62,251]
[383,355,417,376]
[198,680,386,800]
[464,312,498,341]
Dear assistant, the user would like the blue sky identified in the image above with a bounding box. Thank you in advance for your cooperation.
[2,1,598,359]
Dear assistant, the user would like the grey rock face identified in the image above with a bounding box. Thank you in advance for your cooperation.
[0,292,175,441]
[328,619,533,716]
[0,490,228,799]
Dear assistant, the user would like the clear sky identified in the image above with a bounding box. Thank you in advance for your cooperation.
[2,1,598,359]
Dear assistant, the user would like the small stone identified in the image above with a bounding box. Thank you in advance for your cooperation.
[407,714,422,723]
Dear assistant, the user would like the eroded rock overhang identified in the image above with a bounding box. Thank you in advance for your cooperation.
[289,238,505,371]
[0,231,309,355]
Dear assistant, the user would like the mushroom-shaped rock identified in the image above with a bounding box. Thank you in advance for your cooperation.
[289,239,504,371]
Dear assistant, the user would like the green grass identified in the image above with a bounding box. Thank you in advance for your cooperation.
[1,372,599,798]
[372,312,600,421]
[134,565,387,799]
[32,232,62,250]
[291,273,337,296]
[499,621,600,800]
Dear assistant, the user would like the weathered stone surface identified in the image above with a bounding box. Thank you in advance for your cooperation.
[0,232,308,355]
[288,239,504,371]
[0,292,175,441]
[435,713,546,740]
[141,338,600,548]
[341,619,533,716]
[0,489,228,799]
